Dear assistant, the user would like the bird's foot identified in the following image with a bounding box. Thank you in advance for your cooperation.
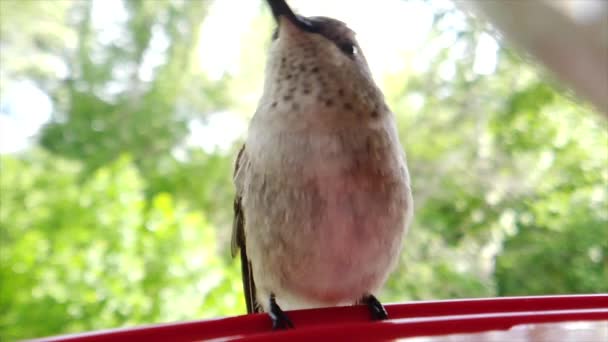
[360,294,389,321]
[269,293,294,330]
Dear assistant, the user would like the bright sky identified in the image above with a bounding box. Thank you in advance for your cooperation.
[1,0,499,154]
[198,0,441,80]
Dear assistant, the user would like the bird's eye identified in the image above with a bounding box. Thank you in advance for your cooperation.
[272,28,279,40]
[338,42,357,57]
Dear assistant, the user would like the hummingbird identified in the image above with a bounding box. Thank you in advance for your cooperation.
[232,0,413,329]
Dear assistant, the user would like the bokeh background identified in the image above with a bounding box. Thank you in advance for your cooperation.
[1,0,606,340]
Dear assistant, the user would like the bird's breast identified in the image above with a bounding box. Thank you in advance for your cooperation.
[241,117,412,308]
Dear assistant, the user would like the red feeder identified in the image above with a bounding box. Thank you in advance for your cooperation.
[33,294,608,341]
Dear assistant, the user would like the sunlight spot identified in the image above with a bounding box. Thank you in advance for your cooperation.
[473,33,498,75]
[198,0,260,80]
[138,24,170,82]
[186,112,247,153]
[91,0,128,46]
[0,81,52,153]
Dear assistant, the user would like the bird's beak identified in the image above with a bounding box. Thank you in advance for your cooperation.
[266,0,316,33]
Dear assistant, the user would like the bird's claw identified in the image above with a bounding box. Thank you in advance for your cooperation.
[362,294,389,321]
[269,294,294,330]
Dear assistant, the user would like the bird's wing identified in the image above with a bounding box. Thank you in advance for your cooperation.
[231,145,260,313]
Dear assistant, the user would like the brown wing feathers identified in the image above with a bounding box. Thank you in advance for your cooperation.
[232,146,260,313]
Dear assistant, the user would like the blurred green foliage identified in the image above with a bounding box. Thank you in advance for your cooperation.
[0,0,606,340]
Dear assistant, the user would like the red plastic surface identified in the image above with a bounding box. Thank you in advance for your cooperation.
[34,294,608,341]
